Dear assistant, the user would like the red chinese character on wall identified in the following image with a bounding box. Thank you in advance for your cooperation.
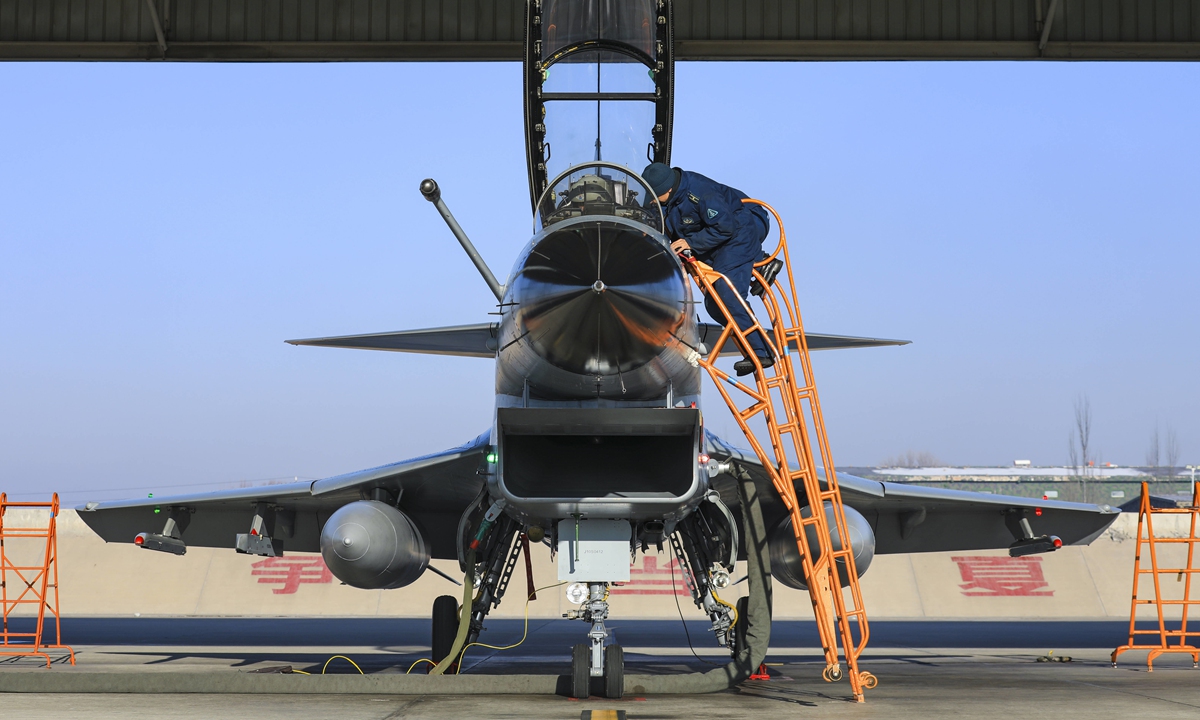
[609,556,692,596]
[951,556,1053,597]
[250,556,334,595]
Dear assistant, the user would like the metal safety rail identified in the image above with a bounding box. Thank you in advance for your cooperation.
[0,493,75,667]
[679,200,875,702]
[1112,481,1200,671]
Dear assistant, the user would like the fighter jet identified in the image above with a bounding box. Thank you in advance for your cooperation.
[77,0,1120,699]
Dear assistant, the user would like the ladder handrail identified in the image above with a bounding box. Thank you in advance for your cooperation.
[679,199,874,701]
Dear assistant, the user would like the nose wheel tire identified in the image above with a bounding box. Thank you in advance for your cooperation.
[571,643,591,698]
[431,595,459,665]
[603,644,624,698]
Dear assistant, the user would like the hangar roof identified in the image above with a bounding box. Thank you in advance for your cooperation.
[1,0,1198,62]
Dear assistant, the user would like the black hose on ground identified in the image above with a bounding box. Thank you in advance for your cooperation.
[623,463,773,694]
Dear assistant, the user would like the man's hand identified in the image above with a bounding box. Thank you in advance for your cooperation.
[670,239,691,254]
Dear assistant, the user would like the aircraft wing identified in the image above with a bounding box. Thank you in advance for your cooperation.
[695,323,910,355]
[704,432,1120,554]
[77,426,1113,566]
[286,323,909,357]
[286,324,501,358]
[76,432,490,559]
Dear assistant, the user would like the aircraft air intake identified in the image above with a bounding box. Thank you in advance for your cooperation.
[319,500,430,590]
[494,407,705,521]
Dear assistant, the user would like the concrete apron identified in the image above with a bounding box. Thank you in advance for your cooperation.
[0,672,694,695]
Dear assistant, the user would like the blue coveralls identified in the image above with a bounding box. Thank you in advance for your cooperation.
[662,170,772,359]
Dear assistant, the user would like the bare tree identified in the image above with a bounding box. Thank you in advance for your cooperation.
[1072,395,1094,502]
[1165,427,1180,479]
[1146,423,1160,475]
[1068,432,1079,475]
[881,450,942,468]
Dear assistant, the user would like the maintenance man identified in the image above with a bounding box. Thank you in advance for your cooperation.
[642,162,775,376]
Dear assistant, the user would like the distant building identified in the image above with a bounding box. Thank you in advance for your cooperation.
[1014,460,1031,467]
[867,466,1150,481]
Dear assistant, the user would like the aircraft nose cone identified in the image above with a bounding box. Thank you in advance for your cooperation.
[330,522,371,562]
[512,219,686,376]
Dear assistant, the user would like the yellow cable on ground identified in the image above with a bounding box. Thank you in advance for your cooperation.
[456,580,567,673]
[290,669,311,675]
[406,658,436,674]
[321,655,364,675]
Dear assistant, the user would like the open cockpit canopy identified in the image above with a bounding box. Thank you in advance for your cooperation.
[524,0,673,210]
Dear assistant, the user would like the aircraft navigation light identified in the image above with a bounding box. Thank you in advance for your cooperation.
[486,452,497,464]
[566,582,589,605]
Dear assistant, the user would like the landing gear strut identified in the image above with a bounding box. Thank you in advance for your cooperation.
[566,582,624,698]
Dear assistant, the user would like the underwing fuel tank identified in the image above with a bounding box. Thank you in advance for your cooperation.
[769,503,876,590]
[319,500,430,589]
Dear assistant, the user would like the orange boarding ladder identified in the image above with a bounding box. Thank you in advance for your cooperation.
[1111,481,1200,671]
[680,200,875,702]
[0,493,75,667]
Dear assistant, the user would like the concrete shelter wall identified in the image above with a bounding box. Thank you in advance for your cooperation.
[1,510,1191,621]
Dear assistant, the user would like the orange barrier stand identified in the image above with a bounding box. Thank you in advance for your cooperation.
[0,493,75,667]
[680,200,874,701]
[1111,481,1199,671]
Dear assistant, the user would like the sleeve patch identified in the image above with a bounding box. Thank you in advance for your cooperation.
[706,208,719,219]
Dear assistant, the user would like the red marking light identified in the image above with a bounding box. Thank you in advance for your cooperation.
[1053,537,1063,548]
[134,535,144,545]
[250,528,258,536]
[699,454,710,464]
[1035,508,1043,516]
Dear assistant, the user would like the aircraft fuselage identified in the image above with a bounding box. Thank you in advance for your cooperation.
[486,168,711,532]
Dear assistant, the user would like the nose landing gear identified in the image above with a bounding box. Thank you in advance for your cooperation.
[566,582,624,699]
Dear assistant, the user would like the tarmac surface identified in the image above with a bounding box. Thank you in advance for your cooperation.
[1,618,1198,719]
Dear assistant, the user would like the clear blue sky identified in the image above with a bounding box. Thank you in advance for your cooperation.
[1,60,1197,502]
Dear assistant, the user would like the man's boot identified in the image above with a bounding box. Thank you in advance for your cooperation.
[749,254,785,297]
[734,355,775,377]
